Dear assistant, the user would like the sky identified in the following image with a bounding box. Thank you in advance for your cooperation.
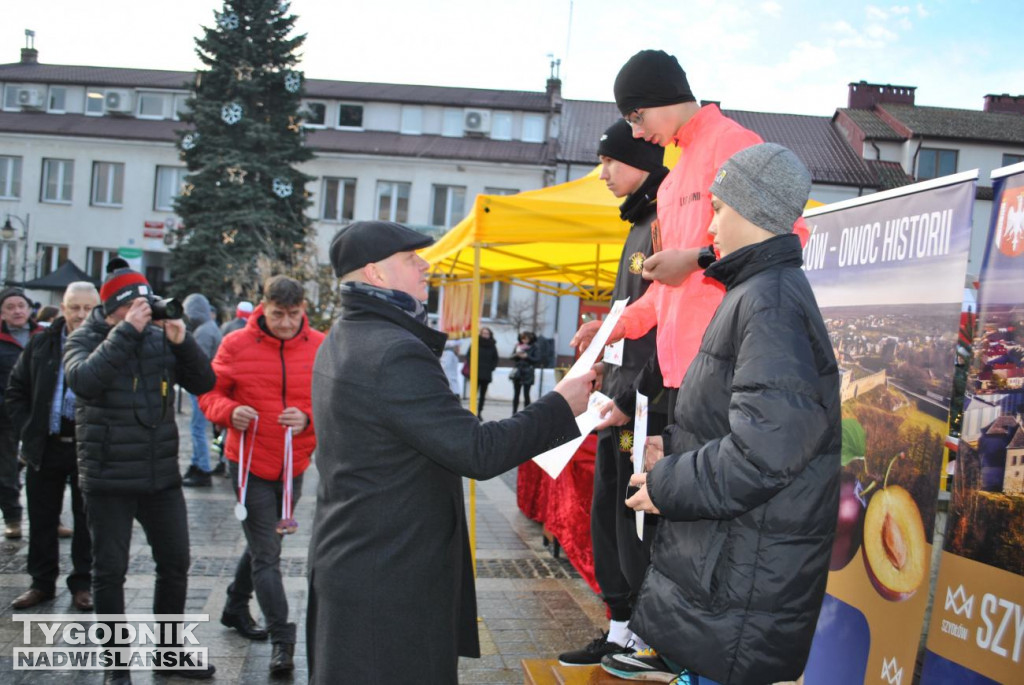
[3,0,1022,116]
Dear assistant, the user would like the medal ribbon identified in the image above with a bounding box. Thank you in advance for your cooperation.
[281,427,294,524]
[237,415,259,510]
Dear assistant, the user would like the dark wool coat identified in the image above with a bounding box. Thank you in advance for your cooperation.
[307,290,579,684]
[64,308,216,495]
[630,234,841,685]
[476,336,499,383]
[5,317,71,470]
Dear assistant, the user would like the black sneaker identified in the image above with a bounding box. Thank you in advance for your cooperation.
[182,469,212,487]
[600,648,677,682]
[211,461,226,476]
[558,631,630,666]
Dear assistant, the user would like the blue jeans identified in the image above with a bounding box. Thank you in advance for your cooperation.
[189,393,211,473]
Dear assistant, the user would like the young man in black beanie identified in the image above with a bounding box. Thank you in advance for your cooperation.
[610,144,839,684]
[558,119,670,666]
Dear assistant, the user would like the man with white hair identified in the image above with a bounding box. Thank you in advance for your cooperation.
[6,282,100,610]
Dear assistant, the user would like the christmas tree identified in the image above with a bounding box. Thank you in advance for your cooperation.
[171,0,315,309]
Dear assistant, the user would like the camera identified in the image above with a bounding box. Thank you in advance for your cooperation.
[147,295,183,321]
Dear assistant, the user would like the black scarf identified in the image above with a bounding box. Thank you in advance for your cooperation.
[340,281,428,325]
[620,166,668,224]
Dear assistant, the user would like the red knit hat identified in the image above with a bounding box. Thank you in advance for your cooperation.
[100,264,152,315]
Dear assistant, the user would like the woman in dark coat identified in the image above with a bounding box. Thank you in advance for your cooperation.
[474,327,499,414]
[510,331,539,414]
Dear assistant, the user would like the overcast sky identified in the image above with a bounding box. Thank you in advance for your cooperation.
[4,0,1021,116]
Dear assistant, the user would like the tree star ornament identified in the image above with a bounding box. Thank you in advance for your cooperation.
[226,166,247,184]
[180,182,194,197]
[222,229,238,244]
[272,178,294,198]
[283,71,302,93]
[221,102,243,125]
[287,116,301,133]
[234,64,254,81]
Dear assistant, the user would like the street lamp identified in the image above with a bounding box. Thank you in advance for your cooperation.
[1,213,30,288]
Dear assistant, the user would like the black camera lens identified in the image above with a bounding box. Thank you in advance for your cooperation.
[149,296,183,321]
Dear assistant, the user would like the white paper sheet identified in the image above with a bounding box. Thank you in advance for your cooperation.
[566,299,629,379]
[602,339,624,367]
[632,392,648,540]
[532,391,612,479]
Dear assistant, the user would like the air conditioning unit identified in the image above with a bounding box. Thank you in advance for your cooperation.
[104,89,133,113]
[16,88,43,108]
[464,109,491,133]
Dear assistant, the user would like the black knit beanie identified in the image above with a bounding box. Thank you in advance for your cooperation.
[597,119,665,172]
[614,49,696,116]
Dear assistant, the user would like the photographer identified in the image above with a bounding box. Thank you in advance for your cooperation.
[64,262,216,684]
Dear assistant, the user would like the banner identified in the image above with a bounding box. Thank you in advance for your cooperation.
[921,162,1024,684]
[798,173,977,684]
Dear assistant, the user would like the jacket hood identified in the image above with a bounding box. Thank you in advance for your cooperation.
[183,293,213,327]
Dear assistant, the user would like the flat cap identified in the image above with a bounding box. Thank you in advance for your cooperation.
[329,220,434,277]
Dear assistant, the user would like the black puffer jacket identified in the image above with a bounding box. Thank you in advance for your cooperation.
[630,234,840,684]
[64,307,216,495]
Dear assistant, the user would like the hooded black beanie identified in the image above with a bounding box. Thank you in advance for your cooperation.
[614,49,696,116]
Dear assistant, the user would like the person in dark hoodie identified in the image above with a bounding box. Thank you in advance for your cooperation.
[6,282,99,611]
[559,119,670,666]
[0,286,41,539]
[182,293,223,486]
[605,144,840,685]
[307,221,594,684]
[64,262,217,684]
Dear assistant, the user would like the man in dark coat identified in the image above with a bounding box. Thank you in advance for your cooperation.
[609,144,841,684]
[6,282,99,611]
[307,220,595,684]
[0,286,41,538]
[560,119,670,665]
[64,264,217,684]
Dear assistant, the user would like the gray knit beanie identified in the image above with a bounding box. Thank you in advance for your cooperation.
[708,143,811,236]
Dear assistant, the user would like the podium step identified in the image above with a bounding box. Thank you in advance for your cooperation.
[522,658,625,684]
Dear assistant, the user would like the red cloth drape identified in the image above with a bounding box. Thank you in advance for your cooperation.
[516,435,599,594]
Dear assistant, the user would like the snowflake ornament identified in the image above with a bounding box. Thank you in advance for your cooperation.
[221,103,243,125]
[283,71,302,93]
[272,178,294,198]
[218,12,239,30]
[181,132,199,150]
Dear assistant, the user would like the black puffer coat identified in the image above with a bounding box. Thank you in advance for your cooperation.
[63,307,216,495]
[630,234,841,684]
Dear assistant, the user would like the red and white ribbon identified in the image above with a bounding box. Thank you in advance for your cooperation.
[234,416,259,521]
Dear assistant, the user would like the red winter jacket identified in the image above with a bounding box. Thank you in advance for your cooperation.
[199,304,324,481]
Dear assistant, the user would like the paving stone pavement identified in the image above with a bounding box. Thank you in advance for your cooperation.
[0,393,606,684]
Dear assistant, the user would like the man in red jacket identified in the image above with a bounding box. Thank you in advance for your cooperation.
[198,275,324,676]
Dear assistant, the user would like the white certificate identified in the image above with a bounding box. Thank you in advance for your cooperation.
[603,339,624,367]
[632,392,648,540]
[566,299,629,379]
[532,391,612,479]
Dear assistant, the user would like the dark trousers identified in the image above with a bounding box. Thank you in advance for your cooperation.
[591,415,667,621]
[25,438,91,594]
[0,426,22,522]
[477,381,490,414]
[511,381,532,414]
[85,487,190,622]
[226,463,303,644]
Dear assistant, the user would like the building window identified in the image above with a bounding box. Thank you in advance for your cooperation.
[92,162,125,207]
[0,156,22,199]
[442,109,463,137]
[482,282,511,319]
[41,159,74,203]
[916,148,957,180]
[2,85,20,110]
[1003,153,1024,167]
[376,181,410,222]
[400,106,422,135]
[338,104,363,129]
[491,112,513,141]
[322,177,356,222]
[146,266,167,294]
[86,247,118,280]
[36,243,68,278]
[154,166,188,211]
[48,86,67,113]
[174,94,191,119]
[305,102,327,126]
[137,92,165,119]
[484,186,519,196]
[522,114,546,143]
[85,89,104,116]
[431,184,466,228]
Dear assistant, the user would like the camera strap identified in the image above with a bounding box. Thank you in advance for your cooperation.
[234,416,259,521]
